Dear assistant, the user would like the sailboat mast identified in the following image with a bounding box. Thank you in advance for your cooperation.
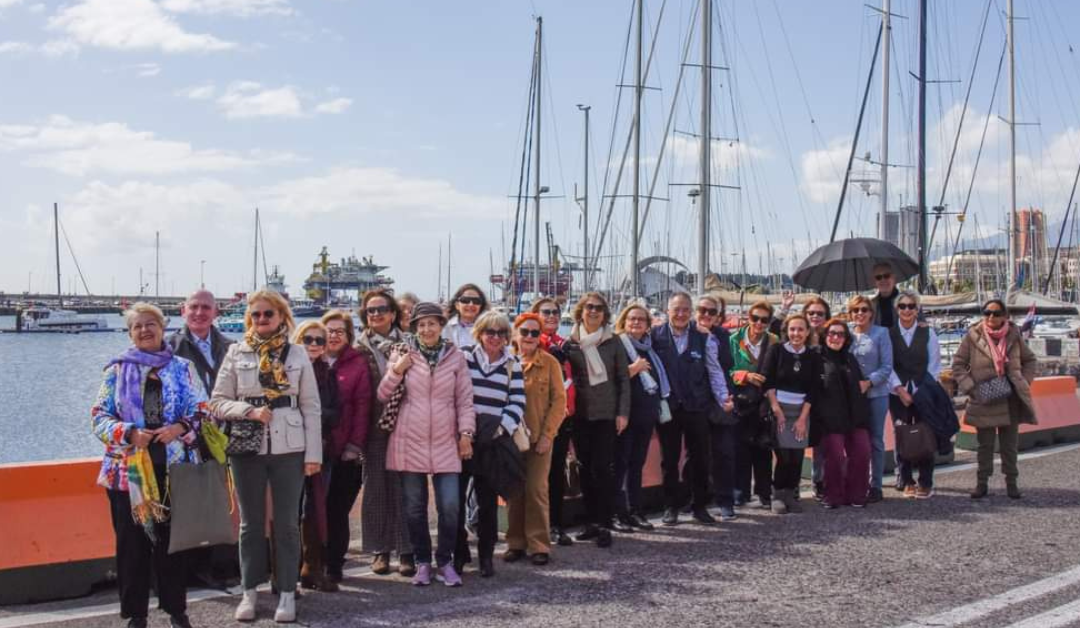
[879,0,891,239]
[578,104,591,293]
[697,0,711,295]
[54,202,62,307]
[253,208,260,293]
[631,0,643,298]
[155,231,160,297]
[1007,0,1017,291]
[533,16,543,301]
[916,0,928,291]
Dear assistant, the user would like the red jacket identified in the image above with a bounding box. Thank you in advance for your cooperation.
[540,332,575,417]
[327,345,372,459]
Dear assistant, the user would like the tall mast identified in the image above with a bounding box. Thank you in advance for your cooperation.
[916,0,928,290]
[54,202,62,307]
[631,0,643,298]
[697,0,711,295]
[578,104,591,293]
[155,231,160,297]
[447,232,452,301]
[879,0,891,239]
[532,16,543,301]
[1007,0,1017,291]
[253,208,259,292]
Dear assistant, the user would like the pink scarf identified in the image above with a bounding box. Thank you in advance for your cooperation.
[984,322,1010,377]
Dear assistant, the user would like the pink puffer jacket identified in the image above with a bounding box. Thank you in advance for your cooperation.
[379,344,476,474]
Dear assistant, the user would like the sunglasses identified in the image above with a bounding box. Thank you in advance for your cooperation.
[826,330,847,339]
[585,303,606,312]
[250,309,276,320]
[518,328,542,338]
[366,305,391,316]
[457,296,483,306]
[850,307,871,314]
[302,335,326,346]
[696,307,719,317]
[983,309,1004,318]
[806,310,827,318]
[539,308,560,317]
[897,303,918,311]
[749,314,771,324]
[482,329,509,338]
[875,273,892,281]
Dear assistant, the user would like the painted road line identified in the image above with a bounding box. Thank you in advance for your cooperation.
[0,566,376,628]
[1004,597,1080,628]
[892,565,1080,628]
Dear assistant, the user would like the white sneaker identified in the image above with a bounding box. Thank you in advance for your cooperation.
[234,589,257,622]
[274,591,296,623]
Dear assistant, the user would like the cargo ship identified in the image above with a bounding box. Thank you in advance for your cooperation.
[302,247,393,306]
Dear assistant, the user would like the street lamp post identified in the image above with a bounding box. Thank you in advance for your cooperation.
[200,260,206,289]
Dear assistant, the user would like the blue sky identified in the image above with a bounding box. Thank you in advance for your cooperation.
[2,0,1080,300]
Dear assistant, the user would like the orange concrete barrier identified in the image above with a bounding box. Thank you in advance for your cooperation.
[957,376,1080,450]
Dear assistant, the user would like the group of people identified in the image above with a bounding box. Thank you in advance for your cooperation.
[91,263,1039,628]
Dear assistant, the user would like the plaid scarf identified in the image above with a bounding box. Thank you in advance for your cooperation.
[244,326,291,399]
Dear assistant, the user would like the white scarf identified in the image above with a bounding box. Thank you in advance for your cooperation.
[572,322,612,386]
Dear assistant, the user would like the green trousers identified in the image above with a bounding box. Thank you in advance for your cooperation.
[975,424,1019,482]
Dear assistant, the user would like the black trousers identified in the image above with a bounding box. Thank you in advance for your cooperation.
[613,412,656,516]
[658,408,712,509]
[325,460,363,572]
[107,487,186,620]
[710,422,739,508]
[573,418,616,526]
[773,448,805,491]
[547,420,574,529]
[736,441,774,501]
[455,462,498,563]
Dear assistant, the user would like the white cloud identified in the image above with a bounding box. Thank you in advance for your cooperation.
[800,138,851,205]
[0,115,301,176]
[48,0,237,54]
[0,0,24,11]
[40,39,79,56]
[160,0,292,17]
[178,83,216,100]
[217,81,304,119]
[28,3,44,13]
[314,97,352,115]
[0,41,31,54]
[134,62,161,77]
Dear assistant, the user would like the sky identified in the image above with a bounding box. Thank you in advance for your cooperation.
[2,0,1080,301]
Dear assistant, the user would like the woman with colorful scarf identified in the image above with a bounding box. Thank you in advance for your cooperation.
[952,298,1038,499]
[91,302,206,628]
[729,301,779,509]
[211,290,322,623]
[356,288,415,578]
[562,292,630,549]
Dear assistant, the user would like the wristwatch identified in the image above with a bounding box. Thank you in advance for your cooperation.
[459,431,475,440]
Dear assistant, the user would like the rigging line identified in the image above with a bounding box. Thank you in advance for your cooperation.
[928,0,994,252]
[540,35,570,221]
[596,2,637,237]
[57,218,92,296]
[509,32,539,303]
[943,39,1007,288]
[636,0,698,243]
[1043,160,1080,293]
[830,22,884,244]
[592,0,669,270]
[258,216,269,287]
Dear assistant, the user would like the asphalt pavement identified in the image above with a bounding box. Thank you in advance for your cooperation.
[4,444,1080,628]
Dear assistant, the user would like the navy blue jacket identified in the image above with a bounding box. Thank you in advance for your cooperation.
[911,373,960,455]
[651,325,713,413]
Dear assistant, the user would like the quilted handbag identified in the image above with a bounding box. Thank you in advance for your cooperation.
[224,419,264,456]
[974,375,1012,404]
[378,381,405,433]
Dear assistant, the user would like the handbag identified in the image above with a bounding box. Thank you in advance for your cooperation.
[377,381,405,433]
[167,460,236,554]
[512,423,532,453]
[224,419,264,456]
[895,420,937,463]
[564,450,583,499]
[974,375,1012,404]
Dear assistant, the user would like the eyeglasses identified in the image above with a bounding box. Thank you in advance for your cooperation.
[671,307,691,315]
[326,328,347,337]
[826,330,847,339]
[518,328,542,338]
[696,307,718,316]
[627,316,649,324]
[850,307,871,314]
[875,273,892,281]
[584,303,605,312]
[983,309,1004,318]
[539,308,560,317]
[749,314,771,324]
[897,303,918,311]
[806,310,827,318]
[302,335,327,346]
[457,296,483,306]
[481,329,509,339]
[250,310,276,320]
[366,305,391,316]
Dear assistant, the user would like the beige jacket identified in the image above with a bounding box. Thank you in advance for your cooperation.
[951,321,1038,429]
[210,341,323,464]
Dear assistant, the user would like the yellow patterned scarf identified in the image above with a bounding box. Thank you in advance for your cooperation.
[244,326,291,399]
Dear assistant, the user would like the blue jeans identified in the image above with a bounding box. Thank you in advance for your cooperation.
[401,472,460,567]
[867,395,889,490]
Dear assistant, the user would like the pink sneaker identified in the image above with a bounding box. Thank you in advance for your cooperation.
[435,564,462,587]
[412,563,432,586]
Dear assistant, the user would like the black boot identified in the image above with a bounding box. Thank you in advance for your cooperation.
[970,482,989,499]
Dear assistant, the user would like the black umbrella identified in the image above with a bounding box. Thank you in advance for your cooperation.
[793,237,918,292]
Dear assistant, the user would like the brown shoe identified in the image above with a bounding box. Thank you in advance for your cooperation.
[397,553,417,577]
[372,553,391,575]
[502,549,525,563]
[903,485,918,499]
[915,486,933,500]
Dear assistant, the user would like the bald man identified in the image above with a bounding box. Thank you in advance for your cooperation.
[167,290,234,398]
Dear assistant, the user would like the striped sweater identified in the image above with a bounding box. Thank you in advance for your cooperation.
[465,345,526,434]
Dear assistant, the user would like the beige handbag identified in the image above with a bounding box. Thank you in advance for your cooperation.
[512,424,532,453]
